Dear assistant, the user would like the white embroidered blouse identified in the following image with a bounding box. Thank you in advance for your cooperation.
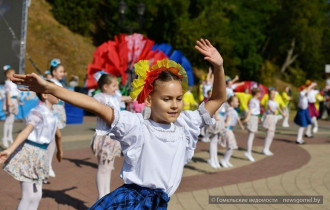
[100,103,214,196]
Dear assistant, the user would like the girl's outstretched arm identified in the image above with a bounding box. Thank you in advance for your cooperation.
[195,39,226,116]
[0,124,34,164]
[12,73,114,125]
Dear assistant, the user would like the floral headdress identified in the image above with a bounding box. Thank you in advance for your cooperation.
[130,59,188,103]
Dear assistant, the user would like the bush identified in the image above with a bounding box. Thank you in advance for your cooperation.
[50,0,99,35]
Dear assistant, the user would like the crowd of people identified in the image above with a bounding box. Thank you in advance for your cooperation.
[0,38,329,209]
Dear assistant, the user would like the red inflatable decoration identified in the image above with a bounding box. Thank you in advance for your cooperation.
[86,33,168,89]
[233,81,268,98]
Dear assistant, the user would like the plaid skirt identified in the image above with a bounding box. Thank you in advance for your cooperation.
[3,142,49,183]
[89,184,170,210]
[247,115,259,133]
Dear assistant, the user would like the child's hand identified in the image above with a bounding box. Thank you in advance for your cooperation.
[11,73,48,93]
[0,150,11,164]
[56,150,63,162]
[195,39,223,69]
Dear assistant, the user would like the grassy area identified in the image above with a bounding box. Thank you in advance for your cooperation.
[25,0,96,86]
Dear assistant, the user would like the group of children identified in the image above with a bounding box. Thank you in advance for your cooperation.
[201,73,324,170]
[0,38,324,210]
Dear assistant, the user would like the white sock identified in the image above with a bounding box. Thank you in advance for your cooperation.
[312,117,318,132]
[224,148,233,163]
[263,129,275,152]
[18,181,42,210]
[305,124,312,136]
[96,157,113,199]
[297,127,305,142]
[247,132,255,154]
[282,108,289,126]
[47,140,56,175]
[3,113,14,145]
[209,135,218,164]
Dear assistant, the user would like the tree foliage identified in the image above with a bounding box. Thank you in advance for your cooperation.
[48,0,330,85]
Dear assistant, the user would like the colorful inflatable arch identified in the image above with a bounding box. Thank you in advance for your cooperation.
[86,33,194,90]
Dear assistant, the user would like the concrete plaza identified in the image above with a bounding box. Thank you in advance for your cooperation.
[0,116,329,209]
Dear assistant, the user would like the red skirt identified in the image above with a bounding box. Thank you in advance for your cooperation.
[308,103,319,118]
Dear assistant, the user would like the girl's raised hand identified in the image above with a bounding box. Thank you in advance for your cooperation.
[195,39,223,68]
[11,73,48,93]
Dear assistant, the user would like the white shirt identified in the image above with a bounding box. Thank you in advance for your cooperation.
[248,98,260,115]
[4,80,19,97]
[226,84,237,98]
[93,92,121,135]
[219,102,229,113]
[266,100,278,115]
[50,79,63,87]
[226,107,238,127]
[26,103,58,144]
[298,90,308,109]
[202,82,213,97]
[101,103,214,196]
[307,90,319,103]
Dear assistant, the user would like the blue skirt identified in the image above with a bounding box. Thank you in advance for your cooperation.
[89,184,170,210]
[294,109,312,127]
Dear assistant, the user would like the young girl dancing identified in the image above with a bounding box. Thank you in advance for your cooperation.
[91,73,130,199]
[294,82,317,144]
[262,89,286,156]
[220,96,244,168]
[207,103,226,169]
[243,88,261,162]
[48,58,66,179]
[0,83,63,210]
[2,66,21,148]
[12,38,226,209]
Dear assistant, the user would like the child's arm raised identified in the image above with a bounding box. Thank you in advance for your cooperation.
[195,39,226,116]
[0,124,34,163]
[12,73,114,125]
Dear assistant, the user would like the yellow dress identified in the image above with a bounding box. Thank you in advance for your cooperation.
[183,91,197,110]
[235,92,251,112]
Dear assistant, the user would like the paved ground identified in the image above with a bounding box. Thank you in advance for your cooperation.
[0,116,329,209]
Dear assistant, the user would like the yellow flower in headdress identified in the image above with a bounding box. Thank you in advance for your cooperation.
[130,59,188,103]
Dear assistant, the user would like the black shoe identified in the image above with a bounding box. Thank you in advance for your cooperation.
[304,134,313,138]
[296,141,306,145]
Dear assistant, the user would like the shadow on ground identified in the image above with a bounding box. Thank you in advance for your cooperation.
[43,187,89,210]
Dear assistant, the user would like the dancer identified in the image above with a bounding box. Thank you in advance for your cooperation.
[207,104,226,169]
[12,38,226,209]
[305,82,320,136]
[281,86,292,127]
[262,89,286,156]
[0,82,62,210]
[47,58,66,179]
[243,88,261,162]
[91,74,127,199]
[294,82,317,144]
[219,96,244,168]
[2,65,21,148]
[235,88,252,119]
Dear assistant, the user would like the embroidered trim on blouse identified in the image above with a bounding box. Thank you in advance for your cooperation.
[145,120,183,142]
